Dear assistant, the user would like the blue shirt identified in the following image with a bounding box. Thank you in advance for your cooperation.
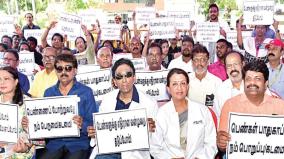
[44,79,98,153]
[18,71,30,95]
[252,27,276,39]
[269,64,284,99]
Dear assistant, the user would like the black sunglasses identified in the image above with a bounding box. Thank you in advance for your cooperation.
[114,72,133,80]
[55,65,73,73]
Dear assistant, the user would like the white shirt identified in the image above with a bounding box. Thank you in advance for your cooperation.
[168,55,193,73]
[188,72,222,105]
[213,79,244,120]
[150,99,217,159]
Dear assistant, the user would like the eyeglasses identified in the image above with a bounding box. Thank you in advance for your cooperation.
[226,63,241,69]
[43,55,55,61]
[114,72,133,80]
[3,58,17,62]
[192,58,208,63]
[55,65,73,73]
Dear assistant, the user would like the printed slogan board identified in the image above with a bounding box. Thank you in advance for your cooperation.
[25,96,80,139]
[93,108,149,154]
[0,103,18,143]
[227,113,284,159]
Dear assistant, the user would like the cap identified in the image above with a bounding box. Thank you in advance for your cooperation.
[265,39,284,49]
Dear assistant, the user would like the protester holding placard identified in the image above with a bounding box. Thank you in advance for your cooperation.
[22,13,40,36]
[26,36,44,67]
[1,35,13,49]
[237,16,272,64]
[217,60,284,155]
[38,53,98,159]
[168,36,194,73]
[88,58,158,159]
[3,49,30,96]
[41,21,64,55]
[129,37,143,58]
[0,66,34,158]
[145,43,165,71]
[74,25,96,65]
[151,68,217,158]
[29,47,58,98]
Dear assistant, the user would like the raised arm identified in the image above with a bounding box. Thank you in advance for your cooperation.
[41,21,57,48]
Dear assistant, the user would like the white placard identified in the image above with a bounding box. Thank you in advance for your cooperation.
[112,53,133,61]
[78,9,106,29]
[100,24,121,40]
[227,113,284,159]
[131,58,146,71]
[77,64,100,74]
[243,0,274,25]
[167,11,191,30]
[0,103,18,143]
[76,69,113,101]
[135,70,169,101]
[0,16,15,38]
[24,29,56,46]
[94,108,149,154]
[18,51,35,76]
[25,96,80,139]
[226,30,252,51]
[149,18,175,39]
[135,7,156,25]
[196,22,220,42]
[57,13,82,41]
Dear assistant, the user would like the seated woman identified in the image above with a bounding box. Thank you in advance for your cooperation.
[0,66,34,158]
[150,68,217,159]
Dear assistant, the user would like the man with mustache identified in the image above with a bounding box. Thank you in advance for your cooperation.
[266,39,284,99]
[213,51,245,119]
[29,47,58,98]
[129,37,142,58]
[145,43,165,71]
[187,44,222,106]
[217,60,284,155]
[208,39,230,81]
[168,36,194,73]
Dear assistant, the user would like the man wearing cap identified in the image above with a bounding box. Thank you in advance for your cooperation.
[266,39,284,99]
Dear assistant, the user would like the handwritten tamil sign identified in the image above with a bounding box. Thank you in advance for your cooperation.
[131,58,147,71]
[167,11,191,30]
[18,51,35,76]
[0,16,15,38]
[227,113,284,159]
[135,70,169,101]
[0,103,18,143]
[243,0,274,25]
[100,24,121,40]
[57,13,82,41]
[196,22,220,42]
[94,108,149,154]
[135,7,156,25]
[149,18,175,39]
[226,31,252,51]
[25,96,80,139]
[76,69,113,101]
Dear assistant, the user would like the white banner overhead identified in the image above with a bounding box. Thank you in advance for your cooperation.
[135,7,156,25]
[149,18,175,39]
[196,22,220,42]
[57,13,82,41]
[100,24,121,41]
[243,0,275,25]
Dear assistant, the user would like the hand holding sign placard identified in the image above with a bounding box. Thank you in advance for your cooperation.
[93,108,149,154]
[24,96,80,139]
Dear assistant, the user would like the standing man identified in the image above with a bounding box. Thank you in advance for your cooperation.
[22,13,40,35]
[29,47,58,98]
[39,53,98,159]
[168,36,194,73]
[208,39,230,81]
[217,60,284,154]
[188,44,222,106]
[266,39,284,99]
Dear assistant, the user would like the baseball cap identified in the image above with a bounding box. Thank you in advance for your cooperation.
[265,39,284,49]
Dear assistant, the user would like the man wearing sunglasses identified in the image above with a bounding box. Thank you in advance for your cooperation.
[88,58,158,159]
[39,53,98,159]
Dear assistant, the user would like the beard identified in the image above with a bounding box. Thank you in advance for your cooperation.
[182,49,191,57]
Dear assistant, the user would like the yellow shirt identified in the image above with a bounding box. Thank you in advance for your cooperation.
[29,69,58,98]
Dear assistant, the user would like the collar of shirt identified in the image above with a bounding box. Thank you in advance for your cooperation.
[267,63,283,71]
[55,78,78,95]
[115,85,139,110]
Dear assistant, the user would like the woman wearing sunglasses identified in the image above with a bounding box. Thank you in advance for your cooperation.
[150,68,217,159]
[88,58,158,159]
[0,66,34,158]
